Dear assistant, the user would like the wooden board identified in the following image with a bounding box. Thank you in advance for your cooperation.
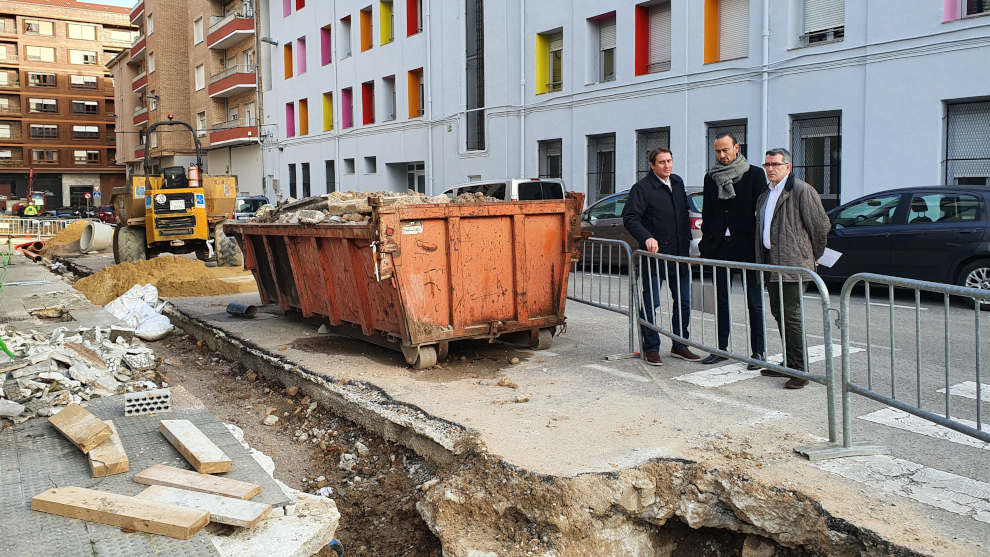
[48,404,112,454]
[88,421,129,478]
[133,464,262,500]
[31,486,210,540]
[136,485,272,528]
[158,419,233,474]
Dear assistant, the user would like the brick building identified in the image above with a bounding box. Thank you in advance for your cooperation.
[0,0,133,212]
[108,0,262,195]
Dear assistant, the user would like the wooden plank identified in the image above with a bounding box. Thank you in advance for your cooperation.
[158,419,233,474]
[48,404,112,454]
[88,421,129,478]
[136,485,272,528]
[133,464,262,500]
[31,486,210,540]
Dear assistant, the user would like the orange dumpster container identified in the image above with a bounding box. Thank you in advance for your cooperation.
[225,192,585,368]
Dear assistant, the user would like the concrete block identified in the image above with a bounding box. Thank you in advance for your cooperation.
[124,389,171,416]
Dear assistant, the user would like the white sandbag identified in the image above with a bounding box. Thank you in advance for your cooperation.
[104,284,174,341]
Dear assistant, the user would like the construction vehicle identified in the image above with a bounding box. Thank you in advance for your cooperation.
[110,117,241,266]
[11,169,47,216]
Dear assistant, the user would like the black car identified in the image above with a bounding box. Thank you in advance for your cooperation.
[820,186,990,293]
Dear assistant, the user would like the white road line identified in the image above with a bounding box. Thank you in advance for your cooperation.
[858,407,990,451]
[673,344,860,388]
[584,364,651,383]
[815,455,990,524]
[683,391,790,421]
[937,382,990,402]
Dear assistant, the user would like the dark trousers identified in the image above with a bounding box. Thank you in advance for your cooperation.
[714,266,766,355]
[766,281,807,371]
[639,261,691,353]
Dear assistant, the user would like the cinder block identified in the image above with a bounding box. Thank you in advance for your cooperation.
[124,388,172,416]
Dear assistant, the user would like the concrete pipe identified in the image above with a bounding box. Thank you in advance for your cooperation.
[79,221,114,253]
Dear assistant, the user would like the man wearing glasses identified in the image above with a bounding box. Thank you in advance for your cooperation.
[755,148,829,389]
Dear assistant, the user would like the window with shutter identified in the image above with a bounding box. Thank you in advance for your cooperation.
[599,19,615,82]
[802,0,844,44]
[791,113,841,208]
[548,32,563,91]
[718,0,749,61]
[706,120,747,170]
[945,101,990,186]
[648,2,671,73]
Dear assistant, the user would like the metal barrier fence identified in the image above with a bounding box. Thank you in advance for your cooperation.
[567,238,638,359]
[839,273,990,452]
[0,217,76,239]
[633,250,845,458]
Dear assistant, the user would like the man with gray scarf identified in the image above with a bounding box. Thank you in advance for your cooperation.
[699,132,768,367]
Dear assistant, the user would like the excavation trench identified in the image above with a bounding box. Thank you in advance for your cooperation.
[165,305,924,557]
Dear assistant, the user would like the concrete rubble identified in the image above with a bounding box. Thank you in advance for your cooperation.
[252,190,458,225]
[0,324,164,424]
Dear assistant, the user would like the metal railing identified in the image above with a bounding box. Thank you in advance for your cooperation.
[839,273,990,449]
[209,6,255,33]
[209,64,256,84]
[213,115,257,130]
[567,238,637,359]
[634,250,845,458]
[0,217,77,239]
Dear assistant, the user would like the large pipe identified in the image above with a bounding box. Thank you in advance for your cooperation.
[79,221,114,253]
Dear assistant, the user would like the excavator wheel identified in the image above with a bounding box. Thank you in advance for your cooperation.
[113,225,147,264]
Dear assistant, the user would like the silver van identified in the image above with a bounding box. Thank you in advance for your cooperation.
[442,178,566,201]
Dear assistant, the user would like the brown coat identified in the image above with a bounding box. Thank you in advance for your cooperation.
[754,175,830,281]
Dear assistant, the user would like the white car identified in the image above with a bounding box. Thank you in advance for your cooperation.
[442,178,566,201]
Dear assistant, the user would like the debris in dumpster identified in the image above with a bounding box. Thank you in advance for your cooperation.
[252,190,452,224]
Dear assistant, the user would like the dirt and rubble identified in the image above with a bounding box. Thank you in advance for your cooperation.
[0,324,165,423]
[73,256,256,305]
[39,220,89,256]
[154,333,443,557]
[253,190,496,226]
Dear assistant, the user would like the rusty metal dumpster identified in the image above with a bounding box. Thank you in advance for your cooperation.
[225,193,585,368]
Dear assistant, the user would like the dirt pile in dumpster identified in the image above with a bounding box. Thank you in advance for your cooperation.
[40,220,89,256]
[253,190,460,226]
[73,256,256,305]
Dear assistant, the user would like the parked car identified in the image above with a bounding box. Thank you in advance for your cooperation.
[45,207,80,218]
[234,195,271,221]
[819,186,990,295]
[441,178,566,201]
[579,190,703,267]
[97,205,115,224]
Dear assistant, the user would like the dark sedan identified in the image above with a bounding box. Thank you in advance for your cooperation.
[820,186,990,294]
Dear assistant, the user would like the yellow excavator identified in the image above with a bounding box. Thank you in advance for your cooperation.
[111,117,241,266]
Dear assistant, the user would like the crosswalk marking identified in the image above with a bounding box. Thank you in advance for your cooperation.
[673,344,860,388]
[858,407,990,451]
[937,381,989,402]
[815,455,990,524]
[584,364,651,383]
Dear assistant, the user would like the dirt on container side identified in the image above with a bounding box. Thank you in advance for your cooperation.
[73,255,257,305]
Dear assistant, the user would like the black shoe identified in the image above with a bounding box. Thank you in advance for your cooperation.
[747,353,765,371]
[701,354,728,365]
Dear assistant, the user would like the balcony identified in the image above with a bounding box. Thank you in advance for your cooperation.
[208,65,256,98]
[135,145,145,159]
[0,104,21,115]
[207,11,255,50]
[131,71,147,93]
[0,76,19,89]
[208,118,259,147]
[130,1,145,25]
[133,105,149,126]
[0,158,25,168]
[130,35,146,61]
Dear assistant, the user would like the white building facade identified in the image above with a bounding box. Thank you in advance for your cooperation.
[259,0,990,209]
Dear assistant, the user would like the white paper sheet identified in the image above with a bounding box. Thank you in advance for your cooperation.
[817,248,842,268]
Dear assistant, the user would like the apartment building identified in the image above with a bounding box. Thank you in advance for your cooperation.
[0,0,133,210]
[108,0,262,194]
[260,0,990,209]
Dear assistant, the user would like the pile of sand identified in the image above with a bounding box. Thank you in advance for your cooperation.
[74,256,257,305]
[41,220,89,255]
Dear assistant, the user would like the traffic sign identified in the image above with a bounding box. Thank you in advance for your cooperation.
[84,192,91,200]
[94,191,102,201]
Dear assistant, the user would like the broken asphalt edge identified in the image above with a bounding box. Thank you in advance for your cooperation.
[162,302,931,556]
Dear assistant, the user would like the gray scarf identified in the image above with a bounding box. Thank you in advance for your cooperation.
[708,154,750,200]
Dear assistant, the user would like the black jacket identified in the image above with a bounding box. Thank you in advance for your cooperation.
[621,172,691,257]
[699,164,767,262]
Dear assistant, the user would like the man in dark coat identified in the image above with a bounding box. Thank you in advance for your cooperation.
[622,147,702,366]
[699,132,767,368]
